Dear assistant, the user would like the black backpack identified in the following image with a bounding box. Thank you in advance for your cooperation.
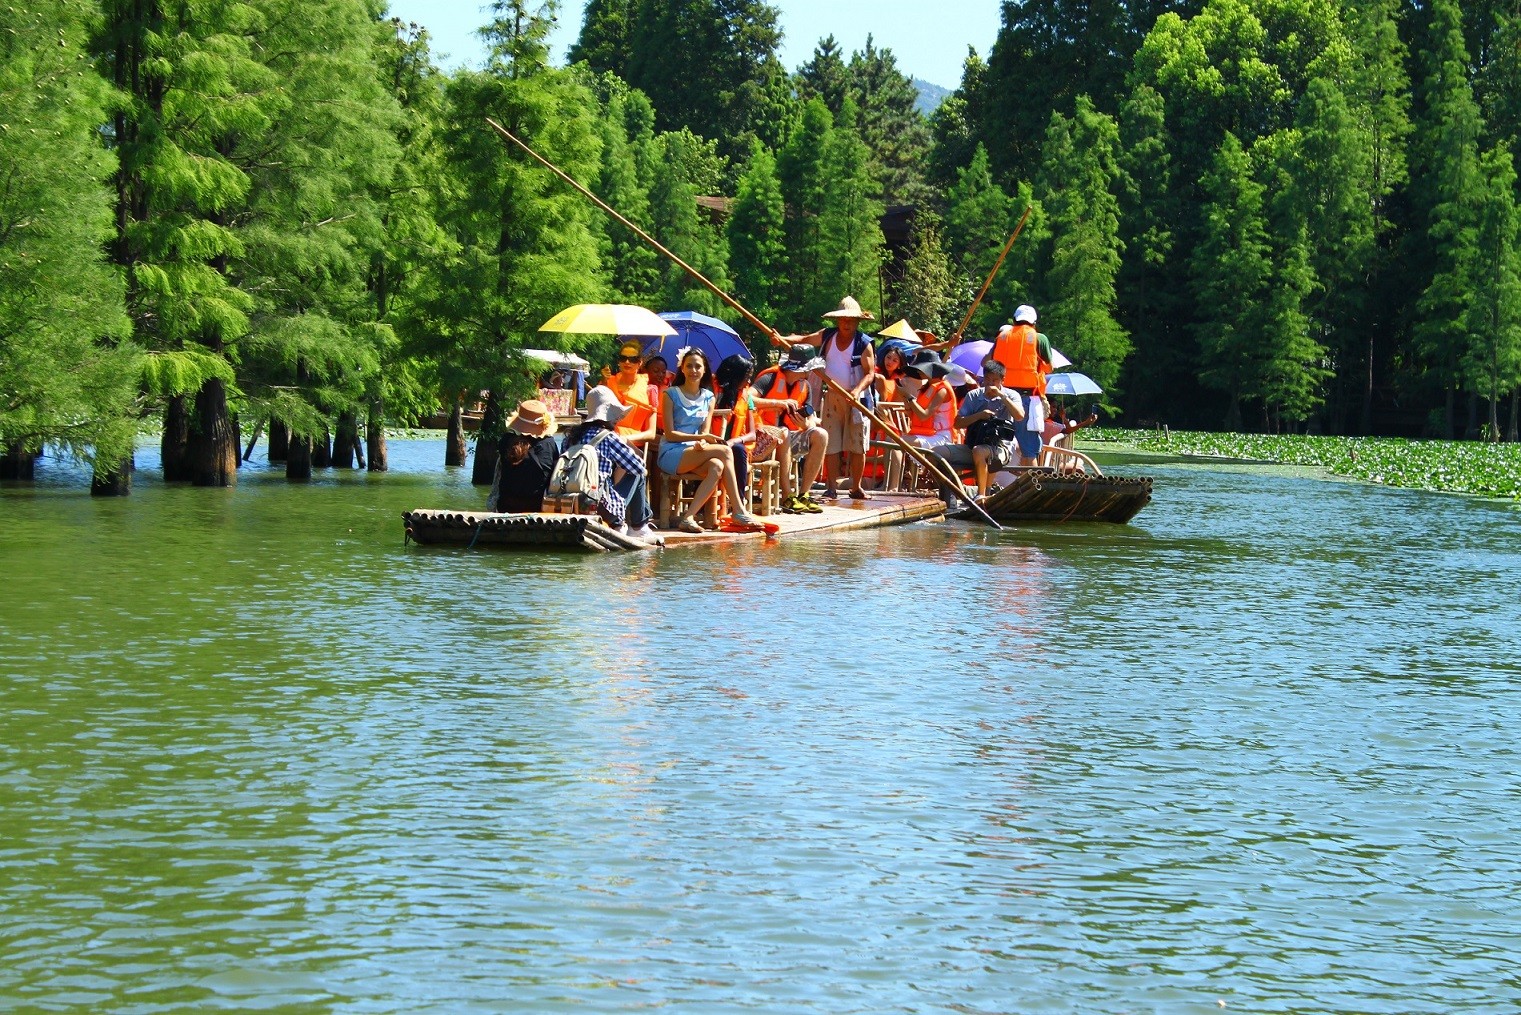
[965,416,1022,447]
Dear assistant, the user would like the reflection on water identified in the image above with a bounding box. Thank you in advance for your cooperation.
[3,443,1521,1012]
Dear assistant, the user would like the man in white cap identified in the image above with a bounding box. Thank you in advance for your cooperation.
[778,296,877,500]
[988,304,1052,466]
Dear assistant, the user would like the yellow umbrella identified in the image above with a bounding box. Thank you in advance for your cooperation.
[875,318,923,343]
[539,303,676,337]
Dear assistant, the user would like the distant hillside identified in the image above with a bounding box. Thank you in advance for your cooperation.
[913,78,951,116]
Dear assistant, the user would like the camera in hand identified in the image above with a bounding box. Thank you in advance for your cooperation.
[965,416,1022,446]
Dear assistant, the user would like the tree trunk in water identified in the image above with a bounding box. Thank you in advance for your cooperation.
[231,414,242,468]
[268,419,289,461]
[187,377,238,487]
[1360,332,1375,435]
[1443,387,1455,439]
[162,395,191,481]
[1223,394,1242,432]
[91,455,134,496]
[312,428,332,468]
[366,401,388,472]
[445,398,467,467]
[1464,391,1479,440]
[471,391,503,486]
[1,442,36,480]
[333,412,358,468]
[286,433,312,480]
[242,419,264,462]
[1510,389,1519,443]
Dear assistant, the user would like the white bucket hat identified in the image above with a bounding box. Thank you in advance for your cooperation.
[582,385,631,425]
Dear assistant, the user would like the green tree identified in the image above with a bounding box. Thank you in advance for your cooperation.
[943,145,1014,333]
[1292,76,1375,431]
[1192,133,1273,428]
[796,34,849,117]
[848,35,932,207]
[647,129,731,316]
[815,101,886,320]
[97,0,269,487]
[927,48,989,189]
[234,0,404,478]
[1412,0,1485,436]
[1039,97,1130,394]
[426,0,606,482]
[777,98,834,328]
[0,0,136,487]
[590,76,660,305]
[1464,145,1521,439]
[727,142,788,343]
[1344,0,1411,431]
[602,0,784,165]
[889,218,959,336]
[361,17,450,472]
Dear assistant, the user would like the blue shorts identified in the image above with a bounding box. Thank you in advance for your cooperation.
[657,440,692,475]
[1014,427,1042,460]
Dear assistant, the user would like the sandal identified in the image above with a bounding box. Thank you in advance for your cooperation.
[675,515,704,534]
[848,488,872,501]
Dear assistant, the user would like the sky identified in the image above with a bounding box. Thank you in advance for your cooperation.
[383,0,1000,91]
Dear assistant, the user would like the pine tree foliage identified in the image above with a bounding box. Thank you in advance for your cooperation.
[943,145,1015,333]
[727,141,788,340]
[647,129,731,316]
[889,218,959,336]
[425,0,606,404]
[1464,145,1521,436]
[815,102,886,320]
[0,0,136,472]
[1413,0,1485,404]
[847,35,932,207]
[777,98,834,328]
[928,48,989,189]
[796,35,849,117]
[1039,97,1130,393]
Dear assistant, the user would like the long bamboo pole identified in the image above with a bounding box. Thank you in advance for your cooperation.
[484,116,1003,529]
[947,205,1033,351]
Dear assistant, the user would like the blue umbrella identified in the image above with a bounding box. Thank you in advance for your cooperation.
[1045,371,1103,396]
[635,311,751,367]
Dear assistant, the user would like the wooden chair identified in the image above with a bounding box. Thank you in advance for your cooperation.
[657,409,730,528]
[749,458,781,516]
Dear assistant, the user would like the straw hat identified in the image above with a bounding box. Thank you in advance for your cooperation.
[582,385,631,425]
[505,398,558,437]
[821,296,875,321]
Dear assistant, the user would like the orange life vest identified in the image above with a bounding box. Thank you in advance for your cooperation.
[609,373,654,433]
[754,367,807,430]
[991,323,1045,393]
[909,379,955,436]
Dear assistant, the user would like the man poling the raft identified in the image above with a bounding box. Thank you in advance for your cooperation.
[482,117,1006,531]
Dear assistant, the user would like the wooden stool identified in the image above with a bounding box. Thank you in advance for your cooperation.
[659,473,723,529]
[749,459,781,516]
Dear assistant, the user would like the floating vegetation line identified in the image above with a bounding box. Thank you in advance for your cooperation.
[1093,428,1521,499]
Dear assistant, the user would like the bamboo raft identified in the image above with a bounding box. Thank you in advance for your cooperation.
[403,492,949,553]
[954,468,1152,524]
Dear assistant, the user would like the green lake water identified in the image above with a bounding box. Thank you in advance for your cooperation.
[3,440,1519,1013]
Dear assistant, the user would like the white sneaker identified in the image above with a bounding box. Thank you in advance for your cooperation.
[615,522,629,536]
[629,523,655,541]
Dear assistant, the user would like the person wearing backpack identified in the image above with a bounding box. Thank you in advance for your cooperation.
[554,385,656,540]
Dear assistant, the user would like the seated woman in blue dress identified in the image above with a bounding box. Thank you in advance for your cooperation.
[657,348,758,533]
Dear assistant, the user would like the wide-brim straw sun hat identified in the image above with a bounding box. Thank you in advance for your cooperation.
[821,296,875,321]
[505,398,559,437]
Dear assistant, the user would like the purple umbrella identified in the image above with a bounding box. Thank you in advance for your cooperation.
[948,340,994,378]
[948,339,1074,379]
[635,311,750,367]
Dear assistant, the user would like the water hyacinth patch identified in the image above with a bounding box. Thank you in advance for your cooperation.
[1090,429,1521,499]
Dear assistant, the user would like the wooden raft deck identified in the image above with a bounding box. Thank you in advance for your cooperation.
[954,468,1153,524]
[403,492,947,553]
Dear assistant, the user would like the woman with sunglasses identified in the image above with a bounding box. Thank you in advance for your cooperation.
[606,340,658,447]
